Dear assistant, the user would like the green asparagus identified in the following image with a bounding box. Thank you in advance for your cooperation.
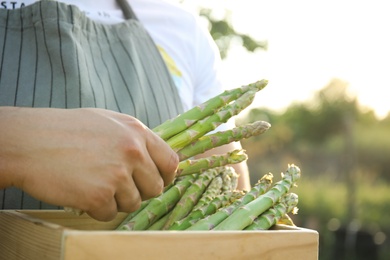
[213,164,301,230]
[117,174,197,231]
[177,121,271,161]
[162,169,220,229]
[186,172,273,231]
[192,175,223,211]
[153,79,268,141]
[176,149,247,176]
[244,193,299,230]
[169,191,244,231]
[166,90,258,151]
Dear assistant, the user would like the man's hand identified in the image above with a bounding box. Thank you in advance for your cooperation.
[0,107,179,221]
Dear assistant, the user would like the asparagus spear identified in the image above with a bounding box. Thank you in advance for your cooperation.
[169,190,244,231]
[166,90,258,151]
[117,174,197,231]
[277,212,296,226]
[176,149,247,176]
[162,169,221,229]
[192,175,223,211]
[147,210,173,230]
[153,79,268,140]
[238,173,274,205]
[186,172,273,231]
[115,200,151,230]
[193,166,237,212]
[177,121,271,161]
[220,166,239,192]
[213,164,301,230]
[244,193,299,230]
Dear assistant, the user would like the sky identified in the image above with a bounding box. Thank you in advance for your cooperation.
[181,0,390,119]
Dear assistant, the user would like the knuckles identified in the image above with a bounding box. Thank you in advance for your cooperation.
[84,185,116,211]
[120,198,142,213]
[142,177,164,200]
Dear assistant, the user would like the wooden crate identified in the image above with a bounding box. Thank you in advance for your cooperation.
[0,210,318,260]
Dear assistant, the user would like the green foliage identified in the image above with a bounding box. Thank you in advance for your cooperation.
[295,177,390,260]
[199,8,267,59]
[240,78,390,259]
[295,177,347,224]
[355,124,390,179]
[295,176,390,227]
[241,78,390,180]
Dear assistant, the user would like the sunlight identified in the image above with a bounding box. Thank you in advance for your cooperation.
[179,0,390,119]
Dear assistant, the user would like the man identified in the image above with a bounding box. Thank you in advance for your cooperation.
[0,0,249,221]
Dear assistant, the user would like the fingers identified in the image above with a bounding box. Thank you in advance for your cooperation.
[124,135,166,200]
[86,197,117,222]
[86,130,177,222]
[113,128,176,212]
[120,121,178,200]
[111,112,179,187]
[81,111,179,220]
[132,163,164,201]
[84,173,143,221]
[145,129,179,186]
[115,174,142,212]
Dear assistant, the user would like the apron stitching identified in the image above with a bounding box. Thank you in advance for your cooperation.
[100,26,122,112]
[57,2,68,108]
[89,48,108,109]
[69,5,83,108]
[102,25,136,116]
[39,1,55,107]
[130,39,165,124]
[88,25,108,110]
[14,8,24,106]
[94,25,121,112]
[81,31,98,108]
[0,10,10,89]
[32,13,39,107]
[117,35,151,126]
[141,37,174,118]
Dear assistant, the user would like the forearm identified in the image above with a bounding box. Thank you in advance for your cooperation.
[0,106,28,189]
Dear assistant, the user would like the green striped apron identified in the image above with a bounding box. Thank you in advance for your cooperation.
[0,0,183,209]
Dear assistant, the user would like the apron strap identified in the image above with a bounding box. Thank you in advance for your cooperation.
[116,0,138,20]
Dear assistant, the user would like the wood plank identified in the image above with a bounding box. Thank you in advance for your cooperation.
[19,210,128,230]
[0,211,63,260]
[62,229,318,260]
[0,210,319,260]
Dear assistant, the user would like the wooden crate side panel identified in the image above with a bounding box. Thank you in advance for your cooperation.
[0,211,64,260]
[19,210,128,230]
[62,230,318,260]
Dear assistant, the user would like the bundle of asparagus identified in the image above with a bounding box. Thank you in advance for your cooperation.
[69,79,302,231]
[114,79,301,231]
[158,79,271,178]
[116,164,300,231]
[65,79,269,215]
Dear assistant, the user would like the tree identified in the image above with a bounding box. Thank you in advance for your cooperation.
[199,8,268,59]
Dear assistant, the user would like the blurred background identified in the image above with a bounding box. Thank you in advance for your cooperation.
[175,0,389,259]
